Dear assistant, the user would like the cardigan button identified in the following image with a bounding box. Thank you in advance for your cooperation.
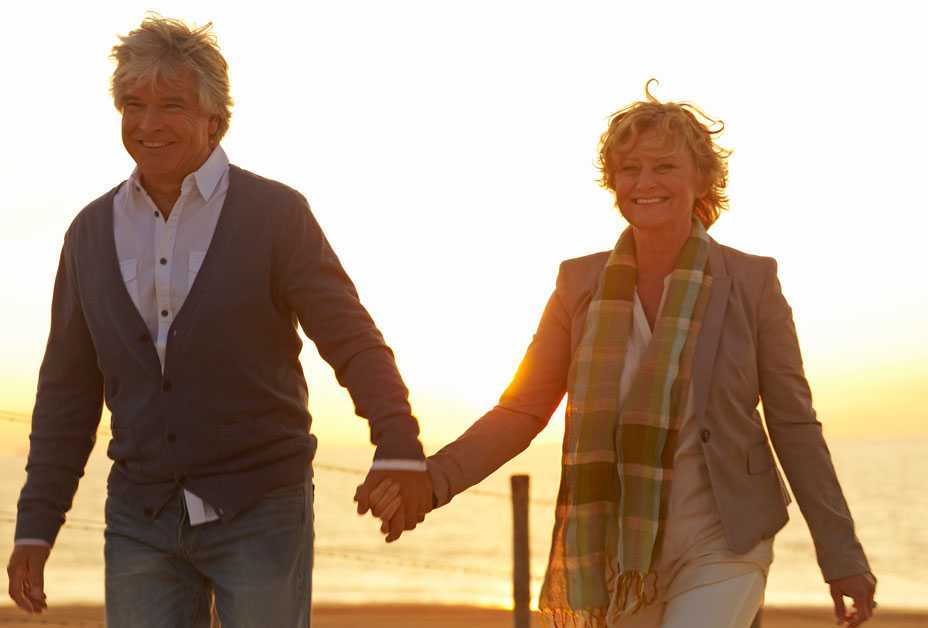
[700,429,711,443]
[143,507,154,518]
[167,433,176,444]
[162,380,173,392]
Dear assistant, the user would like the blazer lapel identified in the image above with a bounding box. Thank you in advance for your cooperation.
[692,240,731,425]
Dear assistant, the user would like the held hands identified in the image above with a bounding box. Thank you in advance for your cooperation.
[829,572,877,627]
[6,544,51,613]
[354,469,432,542]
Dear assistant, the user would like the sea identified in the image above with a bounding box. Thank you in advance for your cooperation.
[0,438,925,610]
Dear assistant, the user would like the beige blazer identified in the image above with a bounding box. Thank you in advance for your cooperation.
[427,238,870,582]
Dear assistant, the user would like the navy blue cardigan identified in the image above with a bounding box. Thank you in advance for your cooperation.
[16,166,424,544]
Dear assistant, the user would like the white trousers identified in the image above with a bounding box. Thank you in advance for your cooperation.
[614,571,766,628]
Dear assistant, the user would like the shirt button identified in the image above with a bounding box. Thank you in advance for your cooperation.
[167,433,177,444]
[161,310,169,317]
[162,380,173,392]
[700,429,712,443]
[154,211,160,218]
[160,258,167,265]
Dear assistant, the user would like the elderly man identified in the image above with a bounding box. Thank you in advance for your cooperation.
[6,15,431,627]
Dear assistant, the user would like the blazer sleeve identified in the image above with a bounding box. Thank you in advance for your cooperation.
[757,259,871,581]
[428,262,574,506]
[276,194,424,461]
[16,232,104,545]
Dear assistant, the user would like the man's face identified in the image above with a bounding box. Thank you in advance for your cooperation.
[121,71,218,188]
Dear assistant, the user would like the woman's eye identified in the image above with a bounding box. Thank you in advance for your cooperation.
[656,164,675,172]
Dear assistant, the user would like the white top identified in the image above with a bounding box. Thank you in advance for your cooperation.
[618,280,773,606]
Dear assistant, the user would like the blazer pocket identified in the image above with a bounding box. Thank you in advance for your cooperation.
[118,258,140,309]
[188,250,207,290]
[747,440,775,475]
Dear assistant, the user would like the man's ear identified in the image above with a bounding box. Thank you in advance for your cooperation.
[208,115,220,140]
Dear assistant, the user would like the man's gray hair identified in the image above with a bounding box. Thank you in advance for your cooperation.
[110,15,234,142]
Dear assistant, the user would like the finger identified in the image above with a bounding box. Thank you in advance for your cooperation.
[9,565,35,613]
[26,560,45,611]
[369,479,397,506]
[370,484,401,518]
[355,480,373,515]
[852,593,871,625]
[848,609,866,628]
[831,589,846,625]
[378,495,403,523]
[386,509,405,543]
[398,481,418,531]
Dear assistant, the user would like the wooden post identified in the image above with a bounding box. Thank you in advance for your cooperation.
[511,474,531,628]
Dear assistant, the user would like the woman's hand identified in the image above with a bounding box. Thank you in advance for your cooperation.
[354,479,408,541]
[829,572,877,626]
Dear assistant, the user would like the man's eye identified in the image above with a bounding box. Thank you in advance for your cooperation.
[621,165,639,172]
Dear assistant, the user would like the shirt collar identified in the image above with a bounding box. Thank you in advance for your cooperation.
[127,145,230,203]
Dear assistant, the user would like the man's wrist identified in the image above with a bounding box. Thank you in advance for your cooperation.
[370,459,427,472]
[14,538,52,548]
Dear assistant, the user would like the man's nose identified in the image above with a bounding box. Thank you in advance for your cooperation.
[137,106,164,132]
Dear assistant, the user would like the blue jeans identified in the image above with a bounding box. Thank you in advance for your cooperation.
[104,478,314,628]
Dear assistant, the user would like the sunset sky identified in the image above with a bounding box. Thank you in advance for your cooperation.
[1,1,926,453]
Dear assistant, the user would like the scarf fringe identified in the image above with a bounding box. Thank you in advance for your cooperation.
[611,570,659,615]
[540,608,608,628]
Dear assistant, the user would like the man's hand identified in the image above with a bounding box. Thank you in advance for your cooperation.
[7,545,51,613]
[829,572,877,627]
[354,469,432,542]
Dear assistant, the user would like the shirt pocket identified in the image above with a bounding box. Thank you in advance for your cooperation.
[118,258,140,309]
[188,250,207,291]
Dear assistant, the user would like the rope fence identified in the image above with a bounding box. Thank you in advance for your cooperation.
[0,410,556,507]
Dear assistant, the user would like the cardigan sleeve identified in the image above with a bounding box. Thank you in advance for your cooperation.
[16,232,104,545]
[276,194,424,461]
[757,259,871,581]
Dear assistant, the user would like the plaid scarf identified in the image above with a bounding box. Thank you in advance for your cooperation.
[539,219,713,627]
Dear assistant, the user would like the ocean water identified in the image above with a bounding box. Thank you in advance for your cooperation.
[0,438,924,610]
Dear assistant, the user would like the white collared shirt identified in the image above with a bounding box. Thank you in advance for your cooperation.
[114,145,231,525]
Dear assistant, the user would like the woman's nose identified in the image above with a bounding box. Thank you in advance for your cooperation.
[636,167,658,189]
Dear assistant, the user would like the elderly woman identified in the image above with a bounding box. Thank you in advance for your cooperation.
[357,83,876,628]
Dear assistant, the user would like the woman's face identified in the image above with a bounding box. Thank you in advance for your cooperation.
[613,129,703,235]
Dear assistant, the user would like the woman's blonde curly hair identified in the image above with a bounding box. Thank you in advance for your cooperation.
[598,80,731,228]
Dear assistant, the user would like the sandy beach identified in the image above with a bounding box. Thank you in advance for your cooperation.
[0,604,923,627]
